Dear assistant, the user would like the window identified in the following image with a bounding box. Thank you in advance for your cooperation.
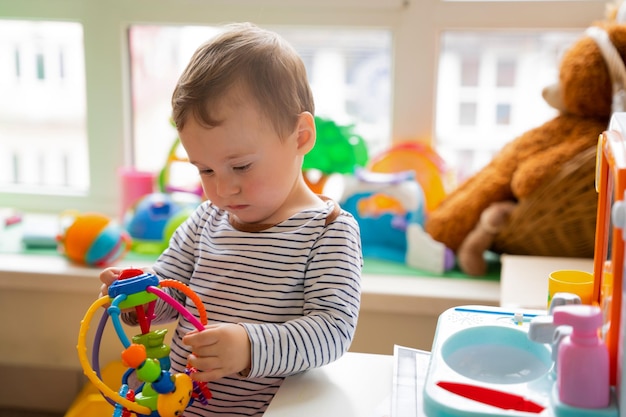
[129,25,391,177]
[436,30,582,183]
[0,20,87,192]
[0,0,607,216]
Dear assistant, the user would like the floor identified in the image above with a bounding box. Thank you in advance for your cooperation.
[0,409,63,417]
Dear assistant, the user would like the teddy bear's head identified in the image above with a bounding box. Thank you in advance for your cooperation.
[543,21,626,119]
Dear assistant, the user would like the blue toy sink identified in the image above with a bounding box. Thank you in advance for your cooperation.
[442,325,552,385]
[423,306,553,417]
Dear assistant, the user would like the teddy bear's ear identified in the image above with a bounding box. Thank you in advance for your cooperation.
[586,25,626,113]
[542,82,566,112]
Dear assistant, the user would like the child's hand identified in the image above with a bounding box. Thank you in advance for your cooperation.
[98,267,148,298]
[98,267,124,298]
[98,268,148,313]
[183,323,252,381]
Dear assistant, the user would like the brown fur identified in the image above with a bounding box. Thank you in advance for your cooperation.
[425,21,626,275]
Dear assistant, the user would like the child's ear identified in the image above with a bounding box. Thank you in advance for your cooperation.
[295,112,316,154]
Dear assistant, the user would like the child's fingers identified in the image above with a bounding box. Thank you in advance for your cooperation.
[186,354,224,381]
[99,267,122,284]
[99,283,109,298]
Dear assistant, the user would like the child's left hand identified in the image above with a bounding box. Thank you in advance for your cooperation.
[183,323,252,381]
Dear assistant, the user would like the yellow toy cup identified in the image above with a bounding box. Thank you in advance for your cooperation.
[548,269,594,307]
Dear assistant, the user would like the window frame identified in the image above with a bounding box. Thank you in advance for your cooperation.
[0,0,607,215]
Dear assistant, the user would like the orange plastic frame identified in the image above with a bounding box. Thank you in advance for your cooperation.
[594,115,626,385]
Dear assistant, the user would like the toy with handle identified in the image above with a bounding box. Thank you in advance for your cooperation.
[77,268,210,417]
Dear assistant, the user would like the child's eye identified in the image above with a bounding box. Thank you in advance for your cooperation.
[199,168,214,176]
[234,163,252,172]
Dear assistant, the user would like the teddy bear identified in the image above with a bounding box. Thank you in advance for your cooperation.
[424,17,626,276]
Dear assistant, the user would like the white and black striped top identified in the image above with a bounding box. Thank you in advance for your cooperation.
[150,198,362,416]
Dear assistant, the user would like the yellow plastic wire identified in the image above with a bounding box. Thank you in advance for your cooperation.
[76,296,152,416]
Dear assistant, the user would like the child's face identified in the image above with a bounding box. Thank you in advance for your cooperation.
[179,90,314,225]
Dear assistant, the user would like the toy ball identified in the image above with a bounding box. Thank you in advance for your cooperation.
[58,212,131,267]
[124,192,200,254]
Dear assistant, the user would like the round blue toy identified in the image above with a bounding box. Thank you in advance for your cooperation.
[124,192,200,254]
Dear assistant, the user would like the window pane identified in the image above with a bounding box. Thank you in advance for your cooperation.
[496,102,511,125]
[129,25,392,179]
[0,20,88,192]
[435,31,580,184]
[460,56,480,87]
[459,102,477,125]
[496,58,516,87]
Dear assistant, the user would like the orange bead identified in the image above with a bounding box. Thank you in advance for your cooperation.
[121,343,147,368]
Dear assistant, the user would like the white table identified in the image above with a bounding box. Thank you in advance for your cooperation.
[264,352,394,417]
[500,254,594,309]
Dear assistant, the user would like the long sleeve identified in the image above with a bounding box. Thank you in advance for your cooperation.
[242,215,362,377]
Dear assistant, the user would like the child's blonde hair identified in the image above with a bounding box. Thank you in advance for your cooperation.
[172,22,315,139]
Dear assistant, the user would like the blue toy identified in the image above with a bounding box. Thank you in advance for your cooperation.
[340,168,454,273]
[124,192,200,254]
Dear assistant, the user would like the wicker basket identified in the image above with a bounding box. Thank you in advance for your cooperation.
[491,145,598,258]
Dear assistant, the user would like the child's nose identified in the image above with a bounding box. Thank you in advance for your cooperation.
[216,176,240,197]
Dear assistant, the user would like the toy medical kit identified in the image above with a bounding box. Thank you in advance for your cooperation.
[77,268,210,417]
[422,305,619,417]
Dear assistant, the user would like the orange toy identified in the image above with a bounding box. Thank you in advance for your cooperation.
[57,211,131,266]
[593,112,626,386]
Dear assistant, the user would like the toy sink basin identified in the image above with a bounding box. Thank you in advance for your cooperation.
[423,305,553,417]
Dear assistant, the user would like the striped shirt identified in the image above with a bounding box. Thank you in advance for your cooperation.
[149,198,362,416]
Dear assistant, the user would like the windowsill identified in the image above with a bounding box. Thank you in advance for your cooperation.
[0,210,502,319]
[0,252,502,316]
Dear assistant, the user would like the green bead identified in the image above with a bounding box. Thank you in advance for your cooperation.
[137,358,161,382]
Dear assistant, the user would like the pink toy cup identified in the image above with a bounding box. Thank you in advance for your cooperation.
[118,167,155,221]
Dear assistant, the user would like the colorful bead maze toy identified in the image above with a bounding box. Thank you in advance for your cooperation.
[76,268,211,417]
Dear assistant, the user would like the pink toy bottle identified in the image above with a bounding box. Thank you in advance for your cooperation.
[553,304,610,409]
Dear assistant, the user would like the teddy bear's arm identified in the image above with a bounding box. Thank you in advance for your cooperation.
[424,162,514,251]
